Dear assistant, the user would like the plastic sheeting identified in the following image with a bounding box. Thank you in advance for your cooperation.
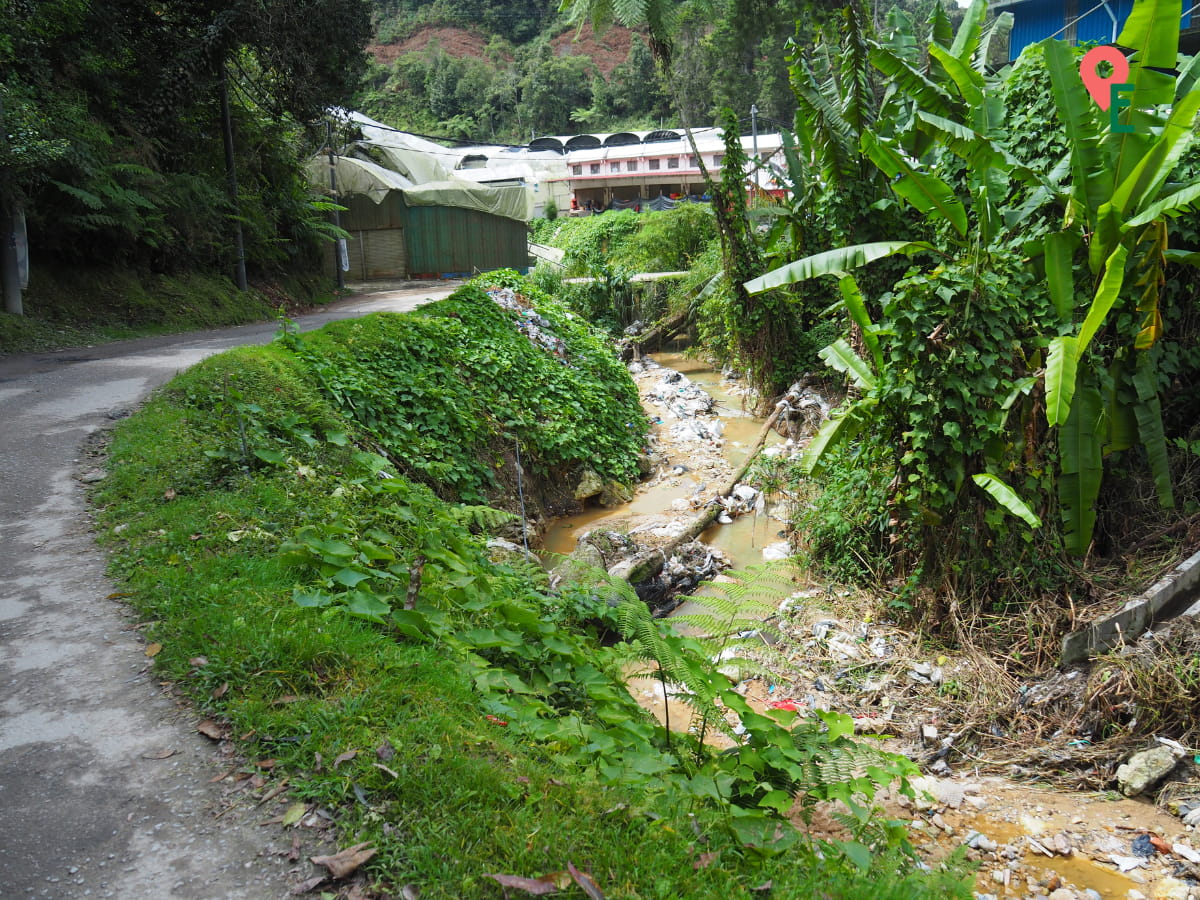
[308,111,533,222]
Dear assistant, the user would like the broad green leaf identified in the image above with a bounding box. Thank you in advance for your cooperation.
[1077,244,1130,354]
[1111,90,1200,218]
[1000,376,1038,412]
[1104,358,1137,455]
[332,567,372,588]
[928,43,983,107]
[253,447,285,464]
[1124,179,1200,229]
[282,802,308,827]
[346,590,391,620]
[861,132,968,236]
[1164,248,1200,266]
[1045,336,1079,427]
[292,588,333,608]
[744,241,935,294]
[1116,0,1183,103]
[1044,231,1081,323]
[868,45,956,118]
[974,12,1013,74]
[390,608,433,640]
[1042,39,1106,228]
[1131,361,1175,507]
[801,399,877,475]
[949,0,986,62]
[972,473,1042,527]
[1059,383,1104,556]
[838,274,883,371]
[819,339,876,390]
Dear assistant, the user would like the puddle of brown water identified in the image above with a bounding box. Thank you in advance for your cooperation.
[543,353,779,567]
[955,813,1141,897]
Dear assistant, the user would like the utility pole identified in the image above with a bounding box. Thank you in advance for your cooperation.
[326,120,345,292]
[219,66,248,291]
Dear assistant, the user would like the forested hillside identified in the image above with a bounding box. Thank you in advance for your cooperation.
[1,0,370,330]
[359,0,952,141]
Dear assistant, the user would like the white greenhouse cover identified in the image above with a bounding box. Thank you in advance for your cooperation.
[309,112,533,223]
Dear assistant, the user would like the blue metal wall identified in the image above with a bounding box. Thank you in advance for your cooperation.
[1009,0,1068,60]
[1007,0,1192,60]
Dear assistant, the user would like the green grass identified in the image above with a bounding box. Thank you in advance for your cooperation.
[0,266,335,356]
[92,280,972,898]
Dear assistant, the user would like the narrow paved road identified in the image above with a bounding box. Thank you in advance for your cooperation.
[0,285,454,898]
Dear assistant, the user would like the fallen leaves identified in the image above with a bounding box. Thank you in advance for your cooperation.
[483,873,559,895]
[567,863,605,900]
[144,642,162,658]
[282,802,308,827]
[141,748,177,760]
[310,842,376,879]
[197,719,228,741]
[333,749,358,768]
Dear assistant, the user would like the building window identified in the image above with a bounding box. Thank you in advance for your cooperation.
[713,154,724,167]
[589,163,600,174]
[610,162,620,173]
[648,158,661,171]
[667,157,680,169]
[572,165,582,175]
[688,155,698,167]
[627,160,637,172]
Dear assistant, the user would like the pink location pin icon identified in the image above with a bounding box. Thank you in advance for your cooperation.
[1080,45,1131,110]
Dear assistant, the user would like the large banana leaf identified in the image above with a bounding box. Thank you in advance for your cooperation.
[1110,91,1200,218]
[838,274,884,372]
[861,132,968,235]
[1058,383,1104,556]
[974,12,1013,74]
[1104,358,1137,455]
[972,473,1042,528]
[1131,359,1175,508]
[743,240,936,294]
[1117,0,1183,105]
[1076,244,1130,355]
[928,43,983,107]
[801,399,877,475]
[1124,180,1200,229]
[1044,231,1081,323]
[1042,39,1107,229]
[1045,335,1079,427]
[868,45,956,118]
[948,0,986,64]
[819,338,876,390]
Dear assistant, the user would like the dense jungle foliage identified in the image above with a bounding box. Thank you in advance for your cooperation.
[360,0,957,141]
[535,0,1200,649]
[0,0,370,316]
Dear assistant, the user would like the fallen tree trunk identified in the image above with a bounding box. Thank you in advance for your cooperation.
[621,308,690,360]
[608,397,787,585]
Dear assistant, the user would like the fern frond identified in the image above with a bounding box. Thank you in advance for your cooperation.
[450,503,519,534]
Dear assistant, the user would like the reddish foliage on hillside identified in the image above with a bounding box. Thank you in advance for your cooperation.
[367,23,639,79]
[368,26,498,65]
[550,24,637,77]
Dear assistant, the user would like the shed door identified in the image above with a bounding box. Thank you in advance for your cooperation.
[364,228,406,279]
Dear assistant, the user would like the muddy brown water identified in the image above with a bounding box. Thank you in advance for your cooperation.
[541,352,782,565]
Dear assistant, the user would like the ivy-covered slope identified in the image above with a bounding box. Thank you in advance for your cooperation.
[284,273,647,508]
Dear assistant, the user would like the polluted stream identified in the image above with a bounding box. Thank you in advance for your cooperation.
[538,352,1194,900]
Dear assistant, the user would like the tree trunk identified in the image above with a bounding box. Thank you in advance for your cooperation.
[1,200,25,316]
[608,398,787,584]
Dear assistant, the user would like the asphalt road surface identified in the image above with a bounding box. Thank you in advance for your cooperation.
[0,284,455,898]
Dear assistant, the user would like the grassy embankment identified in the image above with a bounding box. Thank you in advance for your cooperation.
[93,275,970,898]
[0,267,334,355]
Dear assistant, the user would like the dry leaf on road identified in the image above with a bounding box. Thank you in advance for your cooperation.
[197,719,228,740]
[144,642,162,657]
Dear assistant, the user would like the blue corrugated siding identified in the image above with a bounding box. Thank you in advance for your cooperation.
[1009,0,1192,59]
[1010,0,1067,59]
[1076,0,1132,45]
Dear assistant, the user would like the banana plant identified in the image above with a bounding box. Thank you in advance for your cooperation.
[1036,0,1200,552]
